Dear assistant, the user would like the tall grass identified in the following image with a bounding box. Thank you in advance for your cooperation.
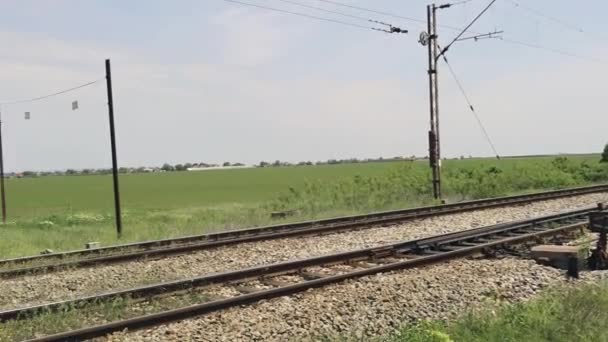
[268,157,608,215]
[389,281,608,342]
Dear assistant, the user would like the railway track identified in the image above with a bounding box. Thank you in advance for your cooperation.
[8,204,602,342]
[1,184,607,279]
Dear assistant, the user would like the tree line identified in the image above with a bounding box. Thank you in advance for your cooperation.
[11,144,608,178]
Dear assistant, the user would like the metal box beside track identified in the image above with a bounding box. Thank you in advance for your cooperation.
[590,211,608,233]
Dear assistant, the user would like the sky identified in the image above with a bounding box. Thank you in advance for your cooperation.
[0,0,606,171]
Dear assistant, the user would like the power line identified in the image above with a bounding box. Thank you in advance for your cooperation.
[274,0,372,23]
[223,0,374,31]
[501,38,608,65]
[228,1,602,64]
[439,0,498,58]
[316,0,427,27]
[441,54,501,159]
[505,0,584,34]
[0,78,103,106]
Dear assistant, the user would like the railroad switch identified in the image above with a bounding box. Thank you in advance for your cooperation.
[589,203,608,270]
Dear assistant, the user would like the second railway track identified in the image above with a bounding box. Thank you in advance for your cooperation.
[5,204,603,341]
[1,184,607,278]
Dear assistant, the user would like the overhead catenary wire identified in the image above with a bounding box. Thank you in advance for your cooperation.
[505,0,584,34]
[0,78,104,106]
[223,0,375,31]
[439,0,498,58]
[505,0,608,42]
[231,0,603,63]
[274,0,374,24]
[316,0,427,27]
[501,38,608,65]
[440,54,501,159]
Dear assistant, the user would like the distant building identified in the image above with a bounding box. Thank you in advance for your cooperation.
[187,165,251,172]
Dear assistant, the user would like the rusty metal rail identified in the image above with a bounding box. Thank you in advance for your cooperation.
[11,205,603,341]
[1,184,607,279]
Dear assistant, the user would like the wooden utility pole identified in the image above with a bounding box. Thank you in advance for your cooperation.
[105,59,123,237]
[0,109,6,224]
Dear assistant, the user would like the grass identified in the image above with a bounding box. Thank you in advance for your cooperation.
[0,289,214,341]
[6,163,400,217]
[1,154,606,259]
[388,281,608,342]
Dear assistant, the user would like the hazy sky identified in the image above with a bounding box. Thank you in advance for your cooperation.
[0,0,606,171]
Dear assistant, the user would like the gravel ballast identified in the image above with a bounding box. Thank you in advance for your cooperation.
[1,193,606,310]
[103,258,569,342]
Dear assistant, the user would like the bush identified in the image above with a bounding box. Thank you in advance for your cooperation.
[270,157,608,217]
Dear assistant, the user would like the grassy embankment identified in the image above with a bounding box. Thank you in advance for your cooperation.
[1,154,606,258]
[389,281,608,342]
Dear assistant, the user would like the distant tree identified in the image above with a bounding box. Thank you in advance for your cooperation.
[602,143,608,163]
[233,162,245,166]
[184,163,193,169]
[118,167,129,174]
[82,169,92,175]
[66,169,77,175]
[22,171,37,177]
[272,160,281,167]
[259,161,269,167]
[161,163,174,172]
[223,162,231,167]
[174,164,186,171]
[135,167,146,173]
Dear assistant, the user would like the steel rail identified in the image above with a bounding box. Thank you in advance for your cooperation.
[25,221,592,341]
[9,205,602,341]
[1,184,607,278]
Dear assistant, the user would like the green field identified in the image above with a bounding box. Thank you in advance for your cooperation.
[1,154,606,258]
[6,162,400,217]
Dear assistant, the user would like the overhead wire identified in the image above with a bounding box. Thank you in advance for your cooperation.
[505,0,584,34]
[505,0,608,43]
[274,0,374,24]
[501,38,608,65]
[316,0,427,27]
[223,0,375,31]
[312,0,603,63]
[440,54,501,159]
[439,0,498,57]
[0,78,104,106]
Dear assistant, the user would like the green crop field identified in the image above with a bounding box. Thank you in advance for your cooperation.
[6,162,402,218]
[0,154,606,258]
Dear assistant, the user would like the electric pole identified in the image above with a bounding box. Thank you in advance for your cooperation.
[420,1,499,201]
[423,4,443,200]
[0,109,6,224]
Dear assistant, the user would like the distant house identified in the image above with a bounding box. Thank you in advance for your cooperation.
[187,165,251,172]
